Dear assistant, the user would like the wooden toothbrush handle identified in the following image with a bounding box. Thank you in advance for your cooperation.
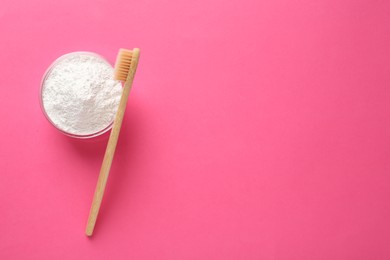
[86,49,140,236]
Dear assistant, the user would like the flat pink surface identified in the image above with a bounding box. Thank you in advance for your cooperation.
[1,0,389,259]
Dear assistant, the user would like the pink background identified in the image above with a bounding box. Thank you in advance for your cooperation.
[1,0,390,259]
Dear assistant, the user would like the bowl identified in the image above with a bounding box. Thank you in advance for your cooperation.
[40,52,121,139]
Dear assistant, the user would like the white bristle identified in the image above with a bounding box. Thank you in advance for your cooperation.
[114,49,133,81]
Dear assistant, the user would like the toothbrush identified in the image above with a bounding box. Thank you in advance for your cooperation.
[86,48,140,236]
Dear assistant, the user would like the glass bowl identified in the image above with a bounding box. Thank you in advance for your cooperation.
[39,52,120,139]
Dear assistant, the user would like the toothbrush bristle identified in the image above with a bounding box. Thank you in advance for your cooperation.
[114,49,133,81]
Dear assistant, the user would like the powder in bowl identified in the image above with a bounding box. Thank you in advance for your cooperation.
[41,52,123,138]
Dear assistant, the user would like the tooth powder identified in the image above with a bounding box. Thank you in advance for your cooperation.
[41,52,123,137]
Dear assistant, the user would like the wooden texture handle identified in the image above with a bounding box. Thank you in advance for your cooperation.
[86,48,140,236]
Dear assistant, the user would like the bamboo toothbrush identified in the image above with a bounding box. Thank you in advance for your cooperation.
[86,48,140,236]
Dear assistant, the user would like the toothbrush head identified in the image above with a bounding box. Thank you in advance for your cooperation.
[114,48,140,82]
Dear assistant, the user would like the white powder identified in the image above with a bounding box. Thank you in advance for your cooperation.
[42,52,123,136]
